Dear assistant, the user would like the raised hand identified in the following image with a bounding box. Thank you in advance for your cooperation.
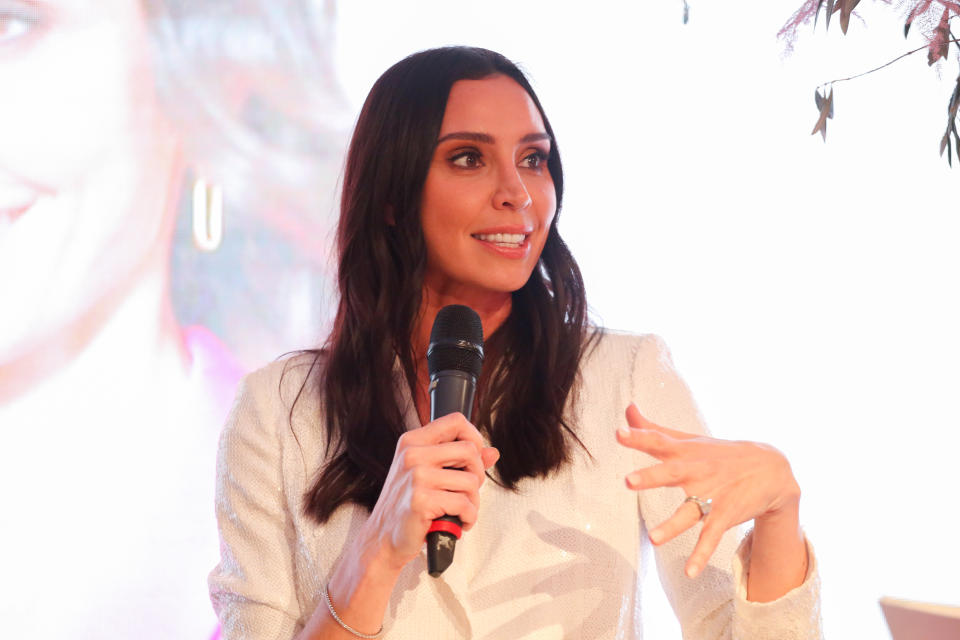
[616,403,801,580]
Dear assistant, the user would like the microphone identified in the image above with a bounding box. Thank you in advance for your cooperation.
[425,304,484,578]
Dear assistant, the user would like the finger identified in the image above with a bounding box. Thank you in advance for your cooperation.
[415,467,482,504]
[416,412,486,449]
[616,423,677,459]
[686,518,726,579]
[647,500,703,545]
[404,440,485,478]
[625,461,688,490]
[481,447,500,469]
[416,489,479,530]
[625,403,697,440]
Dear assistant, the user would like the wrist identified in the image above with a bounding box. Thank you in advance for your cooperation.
[347,520,406,587]
[755,498,800,532]
[755,477,801,530]
[321,537,401,640]
[747,495,807,602]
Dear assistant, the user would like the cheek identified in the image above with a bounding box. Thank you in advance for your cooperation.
[0,13,155,186]
[535,182,557,231]
[420,174,481,242]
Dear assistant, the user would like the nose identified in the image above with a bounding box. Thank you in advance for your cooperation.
[492,166,532,212]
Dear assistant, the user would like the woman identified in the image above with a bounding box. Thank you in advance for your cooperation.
[210,47,822,639]
[0,1,342,637]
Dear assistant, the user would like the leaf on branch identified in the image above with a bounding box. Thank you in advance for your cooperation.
[839,0,861,35]
[904,0,929,38]
[945,74,960,167]
[814,0,825,28]
[949,74,960,122]
[826,0,835,30]
[927,7,951,66]
[953,124,960,167]
[812,87,834,141]
[814,87,835,118]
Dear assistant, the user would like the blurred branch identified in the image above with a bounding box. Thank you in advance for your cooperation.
[816,39,960,90]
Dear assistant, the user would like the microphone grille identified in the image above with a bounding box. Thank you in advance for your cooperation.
[427,305,484,378]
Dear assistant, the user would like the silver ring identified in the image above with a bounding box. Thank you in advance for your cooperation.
[684,495,712,519]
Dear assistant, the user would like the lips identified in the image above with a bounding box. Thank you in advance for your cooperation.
[472,232,528,248]
[470,226,533,250]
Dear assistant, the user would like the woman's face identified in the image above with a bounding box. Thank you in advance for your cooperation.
[420,74,556,300]
[0,1,181,363]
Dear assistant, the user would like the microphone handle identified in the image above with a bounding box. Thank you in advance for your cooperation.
[429,369,477,422]
[426,369,477,577]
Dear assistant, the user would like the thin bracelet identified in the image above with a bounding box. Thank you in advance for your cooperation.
[321,582,384,639]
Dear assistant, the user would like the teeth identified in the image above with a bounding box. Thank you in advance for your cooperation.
[474,233,526,244]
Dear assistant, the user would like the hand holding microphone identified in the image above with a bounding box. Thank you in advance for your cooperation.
[356,305,496,578]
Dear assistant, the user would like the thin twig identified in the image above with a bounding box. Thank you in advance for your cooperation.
[818,38,960,89]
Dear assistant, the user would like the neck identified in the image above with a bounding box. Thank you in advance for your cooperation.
[411,280,512,425]
[414,283,512,362]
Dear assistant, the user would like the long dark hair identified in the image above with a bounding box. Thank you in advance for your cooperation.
[300,46,594,523]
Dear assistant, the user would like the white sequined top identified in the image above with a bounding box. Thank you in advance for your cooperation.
[209,332,823,639]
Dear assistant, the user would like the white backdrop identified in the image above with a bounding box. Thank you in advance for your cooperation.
[334,1,959,638]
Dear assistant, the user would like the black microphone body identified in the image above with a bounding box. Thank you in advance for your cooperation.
[425,305,484,577]
[430,370,477,422]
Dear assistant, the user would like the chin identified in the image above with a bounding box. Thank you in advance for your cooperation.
[490,272,538,295]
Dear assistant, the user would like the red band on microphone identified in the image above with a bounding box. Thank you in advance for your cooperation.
[427,520,462,539]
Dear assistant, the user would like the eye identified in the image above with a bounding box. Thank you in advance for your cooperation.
[520,150,549,170]
[450,149,483,169]
[0,6,41,45]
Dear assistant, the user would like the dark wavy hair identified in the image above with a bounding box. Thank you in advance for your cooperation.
[300,46,595,523]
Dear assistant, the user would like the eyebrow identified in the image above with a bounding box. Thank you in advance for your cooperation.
[436,131,551,145]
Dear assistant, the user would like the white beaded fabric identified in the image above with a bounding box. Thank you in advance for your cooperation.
[209,332,823,639]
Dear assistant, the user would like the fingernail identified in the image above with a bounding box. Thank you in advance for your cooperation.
[686,564,699,579]
[617,425,631,438]
[649,529,662,545]
[626,471,641,488]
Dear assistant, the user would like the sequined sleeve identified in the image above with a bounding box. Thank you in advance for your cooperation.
[209,371,303,640]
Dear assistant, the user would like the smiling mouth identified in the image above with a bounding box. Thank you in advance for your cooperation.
[471,232,529,249]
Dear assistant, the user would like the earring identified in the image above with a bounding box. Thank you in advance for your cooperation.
[192,178,223,252]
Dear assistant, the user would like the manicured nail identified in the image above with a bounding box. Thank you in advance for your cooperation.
[649,529,663,545]
[626,471,642,488]
[686,564,699,579]
[617,424,631,437]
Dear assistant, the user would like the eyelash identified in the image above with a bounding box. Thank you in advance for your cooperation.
[522,150,549,169]
[0,4,44,46]
[448,148,550,170]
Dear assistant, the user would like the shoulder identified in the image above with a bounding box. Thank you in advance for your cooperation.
[574,329,668,412]
[239,350,323,404]
[224,350,326,445]
[582,329,674,378]
[580,329,706,434]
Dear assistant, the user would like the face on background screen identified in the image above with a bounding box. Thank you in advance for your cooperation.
[0,0,181,365]
[420,74,556,299]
